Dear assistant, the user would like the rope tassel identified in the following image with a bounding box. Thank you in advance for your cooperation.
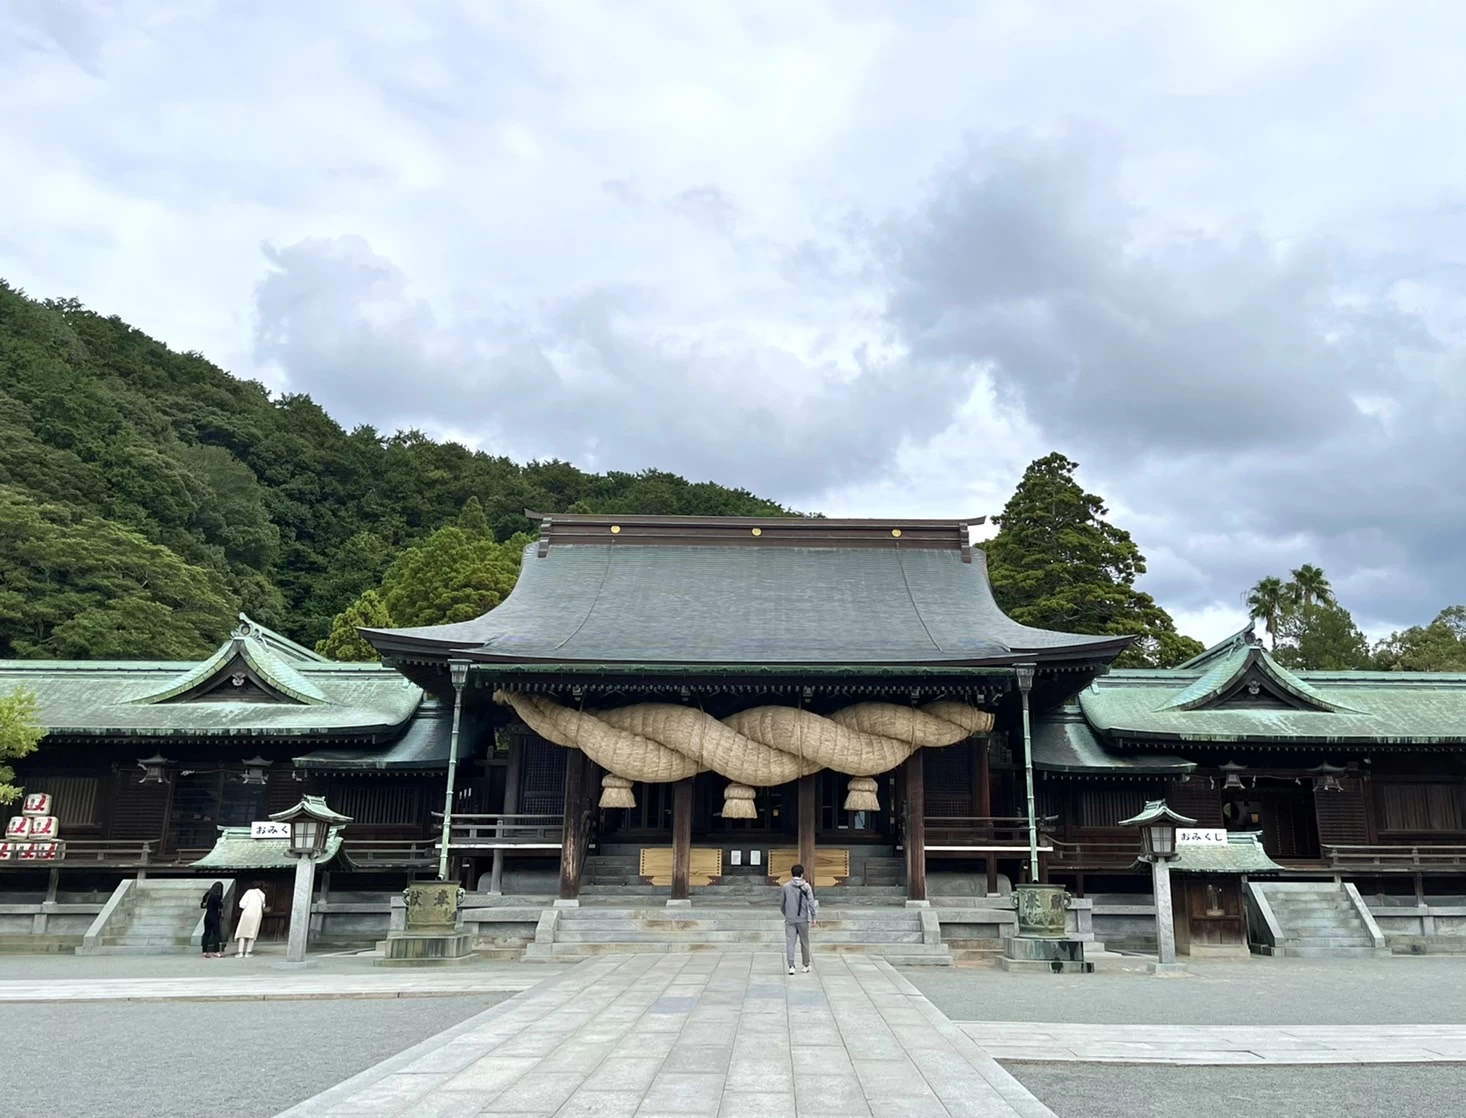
[599,774,636,809]
[722,782,757,819]
[843,776,880,812]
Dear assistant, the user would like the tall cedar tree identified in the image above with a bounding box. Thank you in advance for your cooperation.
[986,453,1202,668]
[316,499,532,659]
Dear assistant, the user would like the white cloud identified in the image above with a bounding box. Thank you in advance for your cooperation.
[4,0,1466,639]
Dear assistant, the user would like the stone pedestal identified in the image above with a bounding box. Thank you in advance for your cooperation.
[999,934,1094,974]
[377,882,474,967]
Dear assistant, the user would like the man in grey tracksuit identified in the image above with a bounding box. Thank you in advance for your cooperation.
[781,864,816,974]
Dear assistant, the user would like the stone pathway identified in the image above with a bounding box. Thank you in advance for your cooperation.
[961,1022,1466,1064]
[0,970,553,1003]
[278,952,1054,1117]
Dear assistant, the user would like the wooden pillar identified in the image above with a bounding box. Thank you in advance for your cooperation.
[797,774,817,879]
[558,751,586,902]
[976,738,991,821]
[670,777,694,901]
[491,737,523,894]
[904,750,927,903]
[985,856,999,897]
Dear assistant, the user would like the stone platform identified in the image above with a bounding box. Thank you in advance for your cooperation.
[276,952,1054,1117]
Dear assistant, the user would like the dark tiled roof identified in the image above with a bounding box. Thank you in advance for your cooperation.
[294,700,454,771]
[362,515,1130,667]
[1032,705,1195,775]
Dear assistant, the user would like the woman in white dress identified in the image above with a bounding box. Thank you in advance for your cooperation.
[235,881,267,957]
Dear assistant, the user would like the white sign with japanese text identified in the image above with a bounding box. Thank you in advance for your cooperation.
[250,821,291,840]
[1177,828,1228,845]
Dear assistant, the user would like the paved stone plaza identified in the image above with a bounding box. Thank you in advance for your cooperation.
[8,951,1466,1118]
[279,952,1053,1118]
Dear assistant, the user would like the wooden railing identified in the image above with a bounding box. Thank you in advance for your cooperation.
[1322,844,1466,872]
[340,840,439,869]
[430,813,565,850]
[921,816,1058,851]
[1046,837,1144,871]
[0,841,211,869]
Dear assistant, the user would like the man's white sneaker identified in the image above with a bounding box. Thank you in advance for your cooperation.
[802,965,810,973]
[787,965,795,975]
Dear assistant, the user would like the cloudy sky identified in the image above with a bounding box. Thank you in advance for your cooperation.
[5,1,1465,645]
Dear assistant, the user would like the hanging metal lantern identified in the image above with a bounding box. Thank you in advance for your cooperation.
[136,754,173,785]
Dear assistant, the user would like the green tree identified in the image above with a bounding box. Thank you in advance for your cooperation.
[986,453,1203,667]
[0,687,43,805]
[1245,576,1290,649]
[0,486,235,658]
[1287,564,1334,610]
[1372,606,1466,671]
[316,589,392,661]
[380,523,531,628]
[0,279,802,658]
[1273,601,1371,671]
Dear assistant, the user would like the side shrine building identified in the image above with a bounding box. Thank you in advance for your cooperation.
[3,514,1464,960]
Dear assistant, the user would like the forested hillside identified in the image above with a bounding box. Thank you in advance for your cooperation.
[0,281,797,658]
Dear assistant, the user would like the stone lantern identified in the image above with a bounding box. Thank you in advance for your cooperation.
[269,796,352,966]
[1119,799,1195,975]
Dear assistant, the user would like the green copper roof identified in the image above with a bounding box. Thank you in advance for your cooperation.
[1081,648,1466,745]
[362,515,1131,667]
[1032,705,1195,775]
[191,826,345,870]
[1160,641,1350,713]
[1171,833,1283,875]
[0,622,422,739]
[132,616,329,705]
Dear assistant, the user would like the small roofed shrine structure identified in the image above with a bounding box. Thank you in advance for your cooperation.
[1031,625,1466,900]
[0,615,448,926]
[362,512,1133,903]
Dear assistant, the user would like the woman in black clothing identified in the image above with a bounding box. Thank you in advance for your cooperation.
[200,882,225,958]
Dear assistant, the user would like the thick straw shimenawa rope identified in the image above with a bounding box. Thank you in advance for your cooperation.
[494,691,993,813]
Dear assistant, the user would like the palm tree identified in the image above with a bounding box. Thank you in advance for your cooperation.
[1245,576,1289,649]
[1288,564,1334,610]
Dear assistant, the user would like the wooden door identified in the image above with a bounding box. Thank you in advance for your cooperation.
[1179,877,1245,952]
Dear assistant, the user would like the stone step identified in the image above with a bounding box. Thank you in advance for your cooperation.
[526,941,951,962]
[1278,936,1375,948]
[556,909,921,925]
[99,935,195,947]
[1285,945,1386,959]
[555,919,923,934]
[554,929,926,945]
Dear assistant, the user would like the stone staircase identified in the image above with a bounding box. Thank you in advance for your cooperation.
[1249,882,1388,958]
[579,855,909,906]
[525,902,951,965]
[77,878,229,955]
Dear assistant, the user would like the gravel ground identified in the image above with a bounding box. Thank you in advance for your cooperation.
[1009,1063,1466,1118]
[904,955,1466,1025]
[0,994,509,1118]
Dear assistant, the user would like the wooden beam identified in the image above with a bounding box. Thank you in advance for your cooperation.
[798,774,817,879]
[558,751,586,902]
[670,778,694,900]
[904,750,927,902]
[975,737,991,820]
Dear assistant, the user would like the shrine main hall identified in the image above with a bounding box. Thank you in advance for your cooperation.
[4,513,1465,961]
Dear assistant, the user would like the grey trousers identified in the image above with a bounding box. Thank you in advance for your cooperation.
[785,921,810,968]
